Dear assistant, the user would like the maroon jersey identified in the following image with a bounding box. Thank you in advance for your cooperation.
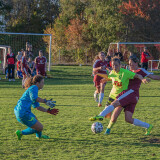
[93,59,108,74]
[21,56,28,74]
[93,59,109,83]
[128,68,151,97]
[35,56,47,69]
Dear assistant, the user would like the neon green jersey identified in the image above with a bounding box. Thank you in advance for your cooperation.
[108,68,135,99]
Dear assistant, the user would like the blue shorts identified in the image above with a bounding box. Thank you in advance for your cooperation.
[15,111,37,127]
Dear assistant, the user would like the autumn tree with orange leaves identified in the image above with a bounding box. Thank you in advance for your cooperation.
[119,0,160,42]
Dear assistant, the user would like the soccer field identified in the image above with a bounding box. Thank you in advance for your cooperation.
[0,66,160,160]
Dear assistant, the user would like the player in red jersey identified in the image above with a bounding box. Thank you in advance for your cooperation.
[21,51,31,87]
[32,50,47,77]
[102,55,160,135]
[93,51,109,107]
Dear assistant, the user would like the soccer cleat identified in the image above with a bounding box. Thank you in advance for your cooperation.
[16,130,22,140]
[94,92,98,102]
[36,135,50,139]
[98,104,102,107]
[145,124,153,136]
[89,115,104,121]
[104,128,111,135]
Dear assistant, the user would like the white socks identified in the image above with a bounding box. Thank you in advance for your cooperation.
[133,118,150,129]
[99,93,104,104]
[99,105,114,117]
[94,91,99,102]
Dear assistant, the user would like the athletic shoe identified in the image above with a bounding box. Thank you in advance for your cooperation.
[145,124,153,136]
[104,128,111,135]
[94,92,98,102]
[36,135,50,139]
[89,115,104,121]
[98,104,102,107]
[9,79,11,82]
[16,130,22,140]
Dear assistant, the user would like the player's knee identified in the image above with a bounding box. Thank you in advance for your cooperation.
[37,125,43,132]
[111,100,119,108]
[36,123,43,132]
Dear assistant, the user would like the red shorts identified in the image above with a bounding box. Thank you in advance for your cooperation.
[94,76,106,88]
[116,89,139,113]
[36,68,45,76]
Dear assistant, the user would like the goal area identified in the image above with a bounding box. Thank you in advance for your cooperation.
[0,32,52,73]
[109,42,160,71]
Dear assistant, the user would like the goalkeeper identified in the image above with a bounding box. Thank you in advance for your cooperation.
[14,75,59,140]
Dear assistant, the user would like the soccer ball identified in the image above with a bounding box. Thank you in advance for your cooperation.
[91,122,103,134]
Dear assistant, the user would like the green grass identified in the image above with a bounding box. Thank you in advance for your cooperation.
[0,66,160,160]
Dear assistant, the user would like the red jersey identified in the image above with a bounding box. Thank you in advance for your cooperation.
[35,56,47,69]
[141,52,150,63]
[17,60,21,71]
[6,53,15,64]
[128,68,151,97]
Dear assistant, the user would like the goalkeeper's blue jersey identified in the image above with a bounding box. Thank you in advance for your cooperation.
[14,85,40,117]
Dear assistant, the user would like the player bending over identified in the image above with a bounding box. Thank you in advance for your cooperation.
[14,75,58,140]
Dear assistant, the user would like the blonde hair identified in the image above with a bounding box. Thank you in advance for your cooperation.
[24,75,44,89]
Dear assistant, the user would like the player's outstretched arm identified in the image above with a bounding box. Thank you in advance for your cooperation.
[134,74,149,84]
[36,98,56,108]
[36,106,59,115]
[147,74,160,80]
[36,106,48,112]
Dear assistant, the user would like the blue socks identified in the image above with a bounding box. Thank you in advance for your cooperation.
[22,127,42,138]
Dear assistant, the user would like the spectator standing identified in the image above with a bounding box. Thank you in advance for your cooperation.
[141,47,152,70]
[6,47,15,81]
[32,50,47,77]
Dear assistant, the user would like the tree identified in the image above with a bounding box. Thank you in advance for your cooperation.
[119,0,160,41]
[3,0,59,33]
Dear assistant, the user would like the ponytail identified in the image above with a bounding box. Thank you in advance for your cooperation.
[24,75,44,89]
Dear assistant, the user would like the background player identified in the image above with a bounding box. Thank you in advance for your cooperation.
[21,51,31,88]
[93,51,109,107]
[32,50,47,77]
[14,75,58,140]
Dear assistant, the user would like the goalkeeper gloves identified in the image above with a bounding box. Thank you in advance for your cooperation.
[47,108,59,115]
[44,99,56,108]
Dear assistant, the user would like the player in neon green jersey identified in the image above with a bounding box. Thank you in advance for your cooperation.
[89,57,148,121]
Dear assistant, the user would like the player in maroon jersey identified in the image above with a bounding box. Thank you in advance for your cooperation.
[32,50,47,77]
[103,55,160,135]
[93,51,110,107]
[21,51,31,87]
